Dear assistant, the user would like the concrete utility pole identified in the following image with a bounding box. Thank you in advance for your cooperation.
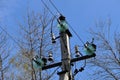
[58,32,72,80]
[41,30,96,80]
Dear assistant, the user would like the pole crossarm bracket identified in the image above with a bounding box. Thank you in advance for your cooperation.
[42,54,96,70]
[71,53,96,63]
[42,62,62,70]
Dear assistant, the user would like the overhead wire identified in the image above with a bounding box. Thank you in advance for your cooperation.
[49,0,61,15]
[66,21,85,45]
[0,26,23,49]
[41,0,57,19]
[47,1,97,57]
[48,0,84,45]
[0,25,42,54]
[41,0,87,57]
[0,26,35,60]
[41,0,85,45]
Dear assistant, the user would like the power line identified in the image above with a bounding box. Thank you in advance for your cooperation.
[0,26,23,49]
[49,0,61,15]
[66,21,85,45]
[41,0,85,45]
[41,0,57,18]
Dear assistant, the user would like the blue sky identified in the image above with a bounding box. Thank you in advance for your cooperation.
[0,0,120,79]
[1,0,120,41]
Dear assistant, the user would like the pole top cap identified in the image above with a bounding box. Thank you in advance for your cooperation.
[59,15,65,20]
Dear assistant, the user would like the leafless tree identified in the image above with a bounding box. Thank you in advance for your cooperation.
[88,19,120,80]
[0,30,10,80]
[11,9,60,80]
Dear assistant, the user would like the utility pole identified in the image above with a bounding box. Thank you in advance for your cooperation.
[57,32,72,80]
[40,31,96,80]
[38,17,96,80]
[38,0,96,79]
[41,31,96,80]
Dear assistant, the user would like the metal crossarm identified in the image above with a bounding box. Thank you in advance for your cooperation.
[42,54,96,70]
